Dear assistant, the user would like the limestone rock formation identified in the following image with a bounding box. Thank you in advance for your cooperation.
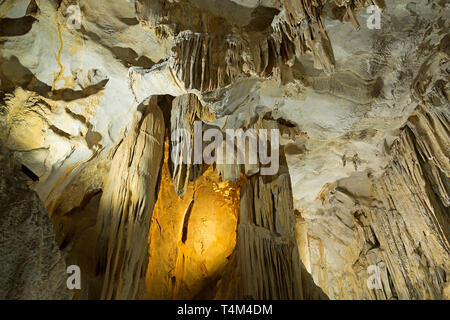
[92,98,165,299]
[0,146,71,299]
[215,166,327,300]
[0,0,448,300]
[301,47,450,300]
[145,143,240,299]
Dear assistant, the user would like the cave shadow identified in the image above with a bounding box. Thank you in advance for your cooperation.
[0,55,109,101]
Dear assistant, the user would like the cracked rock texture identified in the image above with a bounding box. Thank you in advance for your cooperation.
[0,0,448,300]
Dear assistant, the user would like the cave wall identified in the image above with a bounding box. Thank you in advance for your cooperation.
[91,98,165,299]
[0,0,448,300]
[145,143,240,299]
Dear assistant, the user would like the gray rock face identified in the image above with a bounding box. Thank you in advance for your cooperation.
[0,146,71,300]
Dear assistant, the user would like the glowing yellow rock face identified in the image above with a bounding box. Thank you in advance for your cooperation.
[145,141,241,299]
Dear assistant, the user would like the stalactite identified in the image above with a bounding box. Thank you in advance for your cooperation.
[0,145,71,300]
[2,0,448,302]
[274,0,335,72]
[354,104,449,299]
[332,0,386,29]
[91,98,165,300]
[304,49,450,299]
[170,93,216,197]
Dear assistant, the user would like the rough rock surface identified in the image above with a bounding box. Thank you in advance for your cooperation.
[145,142,240,299]
[0,146,71,299]
[302,49,450,300]
[0,0,448,300]
[91,98,165,300]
